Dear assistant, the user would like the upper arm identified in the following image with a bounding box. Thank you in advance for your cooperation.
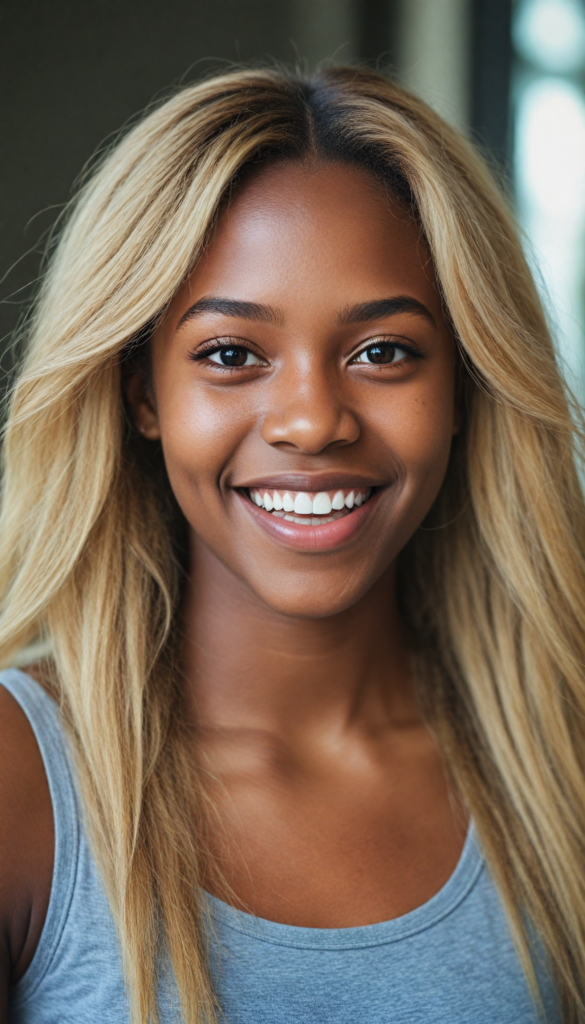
[0,685,54,1017]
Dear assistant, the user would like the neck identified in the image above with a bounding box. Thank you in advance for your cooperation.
[182,537,418,746]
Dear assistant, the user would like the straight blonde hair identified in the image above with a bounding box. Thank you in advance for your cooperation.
[1,66,584,1023]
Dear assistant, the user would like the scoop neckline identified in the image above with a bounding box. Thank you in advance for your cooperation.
[204,822,483,950]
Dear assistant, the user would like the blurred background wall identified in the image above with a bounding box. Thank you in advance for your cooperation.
[1,0,584,397]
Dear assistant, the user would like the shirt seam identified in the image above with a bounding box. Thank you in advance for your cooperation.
[211,854,486,951]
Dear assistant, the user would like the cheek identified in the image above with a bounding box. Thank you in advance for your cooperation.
[155,381,250,514]
[398,394,454,465]
[368,376,456,495]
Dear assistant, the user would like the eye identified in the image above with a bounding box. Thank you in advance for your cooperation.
[352,342,408,365]
[207,346,262,367]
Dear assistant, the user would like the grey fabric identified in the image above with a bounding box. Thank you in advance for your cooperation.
[2,669,560,1023]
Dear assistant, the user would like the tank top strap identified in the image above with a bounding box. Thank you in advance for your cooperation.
[0,668,80,999]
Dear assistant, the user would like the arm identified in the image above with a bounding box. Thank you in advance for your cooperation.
[0,686,54,1022]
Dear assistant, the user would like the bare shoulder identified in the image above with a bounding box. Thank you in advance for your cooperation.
[0,677,54,1017]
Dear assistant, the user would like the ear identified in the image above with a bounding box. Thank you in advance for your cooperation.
[125,367,161,440]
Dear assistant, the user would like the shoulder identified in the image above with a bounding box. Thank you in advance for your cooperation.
[0,675,54,997]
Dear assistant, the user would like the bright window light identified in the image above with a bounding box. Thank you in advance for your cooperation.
[516,78,585,221]
[514,0,585,72]
[513,0,585,398]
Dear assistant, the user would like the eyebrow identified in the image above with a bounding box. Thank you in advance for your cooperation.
[338,297,436,328]
[176,293,436,332]
[176,296,284,330]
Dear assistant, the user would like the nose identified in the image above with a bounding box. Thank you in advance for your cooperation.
[261,365,360,454]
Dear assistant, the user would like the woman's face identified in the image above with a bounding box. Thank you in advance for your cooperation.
[132,160,458,618]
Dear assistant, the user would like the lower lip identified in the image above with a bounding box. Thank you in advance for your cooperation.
[237,489,383,552]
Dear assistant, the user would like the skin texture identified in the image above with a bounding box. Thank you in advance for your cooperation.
[0,159,465,1012]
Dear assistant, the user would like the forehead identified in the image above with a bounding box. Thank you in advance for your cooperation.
[182,159,437,311]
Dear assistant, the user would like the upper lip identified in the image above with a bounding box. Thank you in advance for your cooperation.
[233,473,389,492]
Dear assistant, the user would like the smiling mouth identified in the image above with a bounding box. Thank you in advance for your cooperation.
[245,486,373,525]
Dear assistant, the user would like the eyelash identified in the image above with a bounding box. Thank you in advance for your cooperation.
[189,339,265,371]
[350,338,422,367]
[189,337,423,370]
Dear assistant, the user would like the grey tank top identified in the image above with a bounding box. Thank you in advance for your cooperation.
[3,668,560,1024]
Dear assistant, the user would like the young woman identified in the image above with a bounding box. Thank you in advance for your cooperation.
[0,65,582,1024]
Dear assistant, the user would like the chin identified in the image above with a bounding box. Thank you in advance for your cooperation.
[249,574,377,621]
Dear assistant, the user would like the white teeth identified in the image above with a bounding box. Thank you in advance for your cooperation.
[250,487,371,516]
[312,492,332,515]
[294,492,313,515]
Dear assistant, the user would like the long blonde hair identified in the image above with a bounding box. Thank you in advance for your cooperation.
[1,66,584,1023]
